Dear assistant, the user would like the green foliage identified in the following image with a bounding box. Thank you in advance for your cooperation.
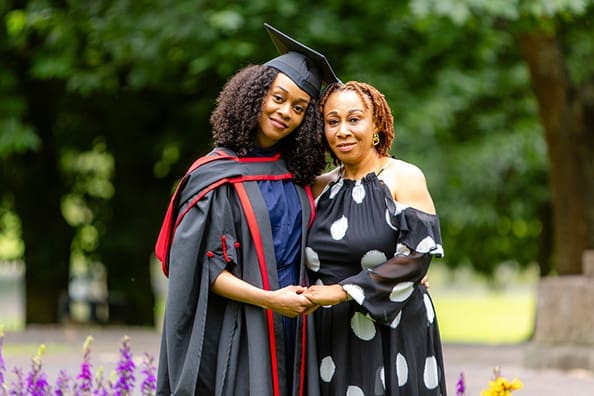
[0,68,40,157]
[1,0,593,309]
[410,0,592,22]
[405,0,594,276]
[392,21,549,274]
[316,3,551,275]
[0,117,40,157]
[0,198,24,260]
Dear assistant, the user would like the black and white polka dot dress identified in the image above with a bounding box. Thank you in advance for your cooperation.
[306,172,447,396]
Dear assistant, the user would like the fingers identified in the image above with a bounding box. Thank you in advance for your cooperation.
[269,288,317,317]
[280,285,307,295]
[304,304,320,315]
[420,275,430,288]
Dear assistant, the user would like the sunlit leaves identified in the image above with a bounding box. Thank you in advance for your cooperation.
[0,202,24,260]
[60,142,114,200]
[5,10,26,37]
[0,64,41,156]
[410,0,591,23]
[0,0,592,279]
[0,118,41,157]
[208,9,244,32]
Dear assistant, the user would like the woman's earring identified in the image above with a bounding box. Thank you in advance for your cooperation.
[372,133,380,146]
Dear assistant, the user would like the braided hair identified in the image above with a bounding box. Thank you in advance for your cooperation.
[319,81,395,163]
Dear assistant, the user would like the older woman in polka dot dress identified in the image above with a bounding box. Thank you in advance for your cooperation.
[304,81,447,395]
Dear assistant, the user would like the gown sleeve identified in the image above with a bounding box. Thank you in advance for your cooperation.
[338,201,444,326]
[169,183,240,288]
[159,183,241,393]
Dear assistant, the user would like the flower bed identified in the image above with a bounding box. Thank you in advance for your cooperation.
[457,368,523,396]
[0,326,156,396]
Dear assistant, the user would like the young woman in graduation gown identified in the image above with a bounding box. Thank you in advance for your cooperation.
[154,25,340,396]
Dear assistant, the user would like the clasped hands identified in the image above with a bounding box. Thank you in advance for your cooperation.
[269,284,346,318]
[269,275,429,318]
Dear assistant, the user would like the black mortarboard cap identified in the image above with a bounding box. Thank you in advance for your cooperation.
[264,23,341,99]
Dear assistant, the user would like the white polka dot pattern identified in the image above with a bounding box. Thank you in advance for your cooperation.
[433,243,445,256]
[424,294,435,324]
[415,236,436,254]
[423,356,439,389]
[395,243,411,256]
[352,181,366,203]
[320,356,336,382]
[361,250,387,270]
[346,385,364,396]
[329,178,344,199]
[305,246,320,272]
[396,353,408,387]
[394,201,409,214]
[343,284,365,305]
[351,312,376,341]
[389,282,414,302]
[315,278,334,308]
[389,311,402,329]
[385,208,398,231]
[306,174,446,394]
[330,215,349,240]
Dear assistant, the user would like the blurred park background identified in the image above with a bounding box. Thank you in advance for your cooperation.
[1,0,594,378]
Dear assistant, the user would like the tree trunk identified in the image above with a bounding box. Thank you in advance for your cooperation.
[12,79,72,323]
[100,174,157,326]
[517,31,593,274]
[94,94,163,326]
[96,92,213,326]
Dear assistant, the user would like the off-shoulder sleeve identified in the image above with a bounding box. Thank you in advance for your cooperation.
[339,203,444,325]
[388,199,444,258]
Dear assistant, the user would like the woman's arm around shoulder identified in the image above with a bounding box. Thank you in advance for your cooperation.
[311,167,341,198]
[381,158,436,215]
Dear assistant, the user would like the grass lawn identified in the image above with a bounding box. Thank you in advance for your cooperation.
[432,289,536,344]
[3,262,539,345]
[428,263,538,344]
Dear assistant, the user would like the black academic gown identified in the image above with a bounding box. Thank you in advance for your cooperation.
[156,147,319,396]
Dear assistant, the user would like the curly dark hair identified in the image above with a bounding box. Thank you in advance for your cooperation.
[319,81,395,164]
[209,64,327,185]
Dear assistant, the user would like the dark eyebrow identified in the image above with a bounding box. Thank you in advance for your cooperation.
[325,108,364,116]
[347,108,365,114]
[272,84,310,104]
[272,85,289,94]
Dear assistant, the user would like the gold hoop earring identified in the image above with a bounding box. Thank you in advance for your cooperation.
[372,133,380,146]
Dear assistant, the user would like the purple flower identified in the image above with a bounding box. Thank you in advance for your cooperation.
[54,370,71,396]
[456,372,465,396]
[0,326,6,394]
[112,336,135,396]
[74,336,94,395]
[9,367,25,396]
[140,353,156,396]
[92,367,110,396]
[25,345,50,396]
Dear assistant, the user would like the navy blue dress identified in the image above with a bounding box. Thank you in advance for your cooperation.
[254,146,303,394]
[306,173,447,396]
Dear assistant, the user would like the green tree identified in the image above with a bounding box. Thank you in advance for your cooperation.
[2,0,590,325]
[410,0,594,274]
[294,1,549,276]
[0,0,327,324]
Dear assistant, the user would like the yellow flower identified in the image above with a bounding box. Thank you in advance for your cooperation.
[480,375,523,396]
